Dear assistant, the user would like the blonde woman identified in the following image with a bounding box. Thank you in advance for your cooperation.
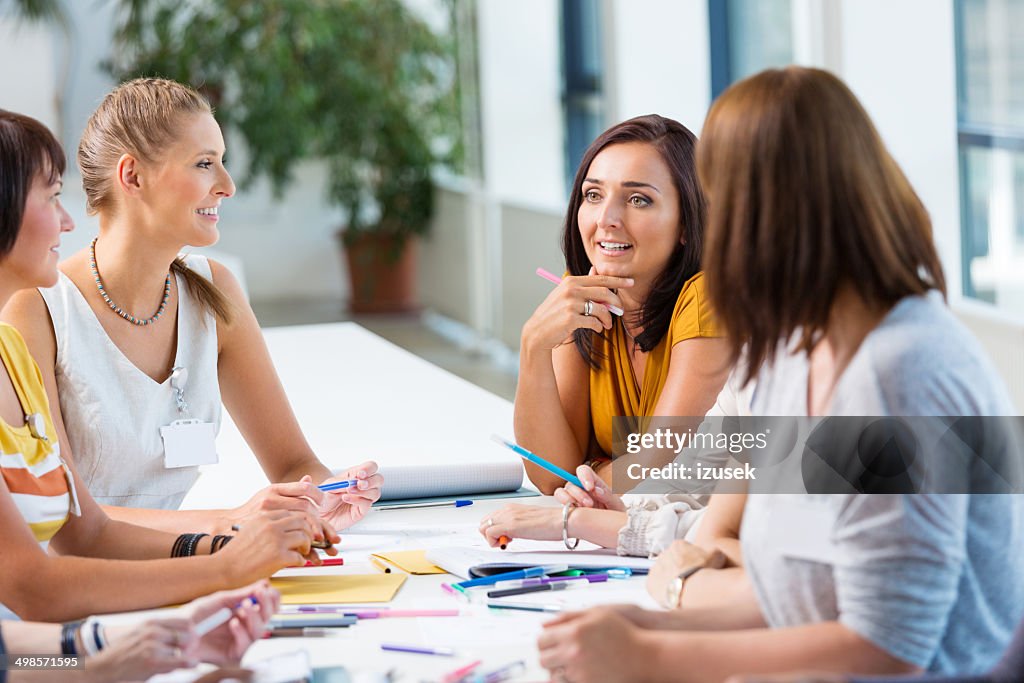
[3,78,382,541]
[0,109,316,621]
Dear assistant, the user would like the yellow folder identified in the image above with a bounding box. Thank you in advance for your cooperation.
[370,550,446,575]
[271,572,407,604]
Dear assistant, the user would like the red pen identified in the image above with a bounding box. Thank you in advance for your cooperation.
[303,557,345,567]
[441,659,482,683]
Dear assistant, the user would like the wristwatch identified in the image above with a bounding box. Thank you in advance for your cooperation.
[665,564,705,609]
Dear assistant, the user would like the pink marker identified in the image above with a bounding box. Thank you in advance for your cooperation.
[536,267,624,316]
[441,659,483,683]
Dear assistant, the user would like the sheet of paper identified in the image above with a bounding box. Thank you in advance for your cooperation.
[371,549,446,574]
[271,573,407,604]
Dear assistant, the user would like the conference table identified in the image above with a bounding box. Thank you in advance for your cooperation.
[160,323,657,682]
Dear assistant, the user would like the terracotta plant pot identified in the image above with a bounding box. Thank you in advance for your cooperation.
[342,232,419,314]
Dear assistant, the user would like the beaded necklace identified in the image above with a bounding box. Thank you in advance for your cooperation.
[89,237,172,326]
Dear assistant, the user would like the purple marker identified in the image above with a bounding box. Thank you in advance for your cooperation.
[380,643,456,657]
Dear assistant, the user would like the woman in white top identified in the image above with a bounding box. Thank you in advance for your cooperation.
[4,78,382,538]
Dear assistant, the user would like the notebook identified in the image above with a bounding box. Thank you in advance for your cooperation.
[368,461,527,501]
[425,546,653,579]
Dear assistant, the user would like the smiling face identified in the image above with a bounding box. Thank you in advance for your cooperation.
[139,112,234,248]
[577,141,682,288]
[1,170,74,289]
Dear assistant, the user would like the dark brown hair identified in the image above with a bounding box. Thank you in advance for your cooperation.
[0,110,67,256]
[698,67,946,385]
[79,78,234,324]
[563,114,706,366]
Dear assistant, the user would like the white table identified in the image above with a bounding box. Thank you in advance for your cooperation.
[182,322,519,510]
[169,323,656,681]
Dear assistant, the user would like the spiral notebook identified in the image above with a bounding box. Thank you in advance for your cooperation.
[350,460,539,504]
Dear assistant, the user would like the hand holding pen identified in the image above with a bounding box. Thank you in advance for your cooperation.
[184,580,280,664]
[317,461,384,529]
[522,267,633,351]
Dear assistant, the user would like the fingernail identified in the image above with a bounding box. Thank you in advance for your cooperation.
[359,470,367,477]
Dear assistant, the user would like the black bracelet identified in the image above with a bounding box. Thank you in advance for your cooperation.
[172,533,210,558]
[187,533,209,556]
[210,534,233,553]
[91,621,104,652]
[60,621,82,655]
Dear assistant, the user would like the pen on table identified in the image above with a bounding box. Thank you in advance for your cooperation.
[380,643,456,657]
[347,609,460,619]
[470,660,526,683]
[265,627,347,638]
[536,267,625,316]
[319,479,358,492]
[492,574,608,589]
[490,435,584,489]
[485,601,563,613]
[303,557,345,567]
[487,582,574,599]
[370,556,392,573]
[441,659,483,683]
[455,564,569,589]
[374,499,474,511]
[286,605,392,613]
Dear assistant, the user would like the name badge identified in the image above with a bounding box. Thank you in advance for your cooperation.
[161,419,218,469]
[768,496,840,564]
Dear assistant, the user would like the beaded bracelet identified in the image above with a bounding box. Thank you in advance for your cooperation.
[60,621,82,655]
[210,534,233,553]
[171,533,210,558]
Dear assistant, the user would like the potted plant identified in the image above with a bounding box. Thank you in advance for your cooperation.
[107,0,460,312]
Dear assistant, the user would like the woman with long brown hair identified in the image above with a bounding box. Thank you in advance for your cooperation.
[537,67,1023,683]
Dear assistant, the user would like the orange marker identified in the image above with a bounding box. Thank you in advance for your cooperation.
[498,535,511,550]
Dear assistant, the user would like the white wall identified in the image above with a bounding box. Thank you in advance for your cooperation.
[839,0,963,301]
[605,0,712,134]
[476,1,566,211]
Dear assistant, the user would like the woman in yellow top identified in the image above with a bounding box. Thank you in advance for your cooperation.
[483,115,732,552]
[0,109,319,622]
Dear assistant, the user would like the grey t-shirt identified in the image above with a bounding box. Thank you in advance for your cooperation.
[742,293,1024,673]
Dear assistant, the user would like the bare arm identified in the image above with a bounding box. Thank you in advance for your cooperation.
[514,274,632,493]
[642,622,919,683]
[210,261,330,484]
[539,611,919,683]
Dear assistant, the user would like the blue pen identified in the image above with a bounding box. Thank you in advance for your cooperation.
[455,564,568,589]
[490,435,584,488]
[319,479,358,492]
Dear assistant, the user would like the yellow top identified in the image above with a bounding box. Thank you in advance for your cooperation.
[588,271,722,459]
[0,323,70,544]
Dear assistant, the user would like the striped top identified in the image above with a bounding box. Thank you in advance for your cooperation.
[0,323,71,546]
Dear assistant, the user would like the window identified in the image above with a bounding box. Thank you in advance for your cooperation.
[709,0,793,98]
[561,0,605,190]
[955,0,1024,310]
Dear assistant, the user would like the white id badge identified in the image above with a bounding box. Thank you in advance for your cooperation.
[160,419,219,469]
[769,496,840,564]
[59,456,81,516]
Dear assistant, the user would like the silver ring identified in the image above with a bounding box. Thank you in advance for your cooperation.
[484,518,494,528]
[583,300,593,317]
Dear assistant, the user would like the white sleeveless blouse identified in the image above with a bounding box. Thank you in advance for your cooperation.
[38,255,222,510]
